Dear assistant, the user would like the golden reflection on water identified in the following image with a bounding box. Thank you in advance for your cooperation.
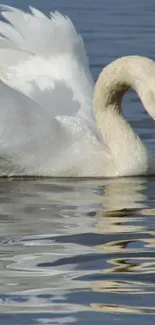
[90,303,155,314]
[78,177,155,316]
[100,177,147,210]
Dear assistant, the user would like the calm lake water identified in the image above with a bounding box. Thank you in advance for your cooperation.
[1,0,155,324]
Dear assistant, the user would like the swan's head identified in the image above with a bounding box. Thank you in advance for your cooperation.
[94,55,155,122]
[139,86,155,120]
[131,57,155,121]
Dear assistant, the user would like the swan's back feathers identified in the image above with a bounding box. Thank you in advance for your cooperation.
[0,80,103,176]
[0,80,70,175]
[0,6,94,121]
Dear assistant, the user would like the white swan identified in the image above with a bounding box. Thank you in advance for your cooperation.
[0,6,154,177]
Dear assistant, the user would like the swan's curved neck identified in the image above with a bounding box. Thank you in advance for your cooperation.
[93,56,155,174]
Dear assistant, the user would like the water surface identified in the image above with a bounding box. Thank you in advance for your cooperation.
[0,177,155,325]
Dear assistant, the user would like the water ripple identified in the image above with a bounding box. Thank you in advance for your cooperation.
[0,177,154,325]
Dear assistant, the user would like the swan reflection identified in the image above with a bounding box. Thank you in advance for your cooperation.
[0,177,154,318]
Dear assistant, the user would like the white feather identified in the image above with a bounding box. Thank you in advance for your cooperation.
[0,6,153,177]
[0,5,94,120]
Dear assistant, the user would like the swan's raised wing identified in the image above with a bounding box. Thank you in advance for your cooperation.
[0,6,94,121]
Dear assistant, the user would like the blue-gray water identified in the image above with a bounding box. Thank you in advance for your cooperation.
[1,0,155,324]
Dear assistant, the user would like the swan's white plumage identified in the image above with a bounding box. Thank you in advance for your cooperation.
[0,5,94,120]
[0,5,106,176]
[0,6,154,177]
[0,80,101,176]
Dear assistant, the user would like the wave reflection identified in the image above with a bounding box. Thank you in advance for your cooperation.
[0,177,154,324]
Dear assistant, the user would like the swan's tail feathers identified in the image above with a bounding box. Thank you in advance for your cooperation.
[0,5,87,63]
